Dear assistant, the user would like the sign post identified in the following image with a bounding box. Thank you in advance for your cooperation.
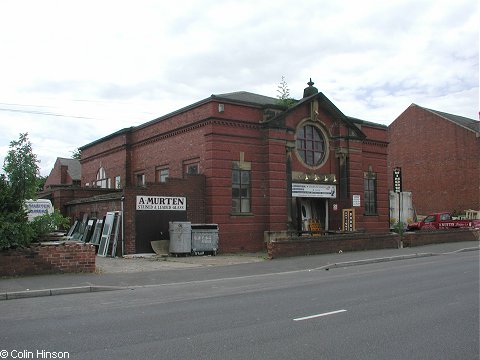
[393,167,402,193]
[393,167,402,231]
[342,208,355,232]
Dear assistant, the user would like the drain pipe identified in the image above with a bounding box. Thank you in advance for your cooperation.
[120,195,125,256]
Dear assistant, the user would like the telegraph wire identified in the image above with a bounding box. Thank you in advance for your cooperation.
[0,107,98,120]
[0,98,159,120]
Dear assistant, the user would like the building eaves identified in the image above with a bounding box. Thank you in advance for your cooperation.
[212,91,283,108]
[65,191,123,206]
[79,127,133,151]
[418,104,479,133]
[347,116,388,129]
[80,91,285,151]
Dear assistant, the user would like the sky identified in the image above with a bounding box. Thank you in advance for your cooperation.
[0,0,478,176]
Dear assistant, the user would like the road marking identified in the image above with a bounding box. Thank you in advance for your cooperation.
[293,309,347,321]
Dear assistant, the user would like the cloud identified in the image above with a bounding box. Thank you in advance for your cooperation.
[0,0,477,176]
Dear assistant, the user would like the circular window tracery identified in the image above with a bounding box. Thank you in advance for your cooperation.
[296,124,326,167]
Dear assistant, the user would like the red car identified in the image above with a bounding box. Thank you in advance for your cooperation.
[407,212,480,231]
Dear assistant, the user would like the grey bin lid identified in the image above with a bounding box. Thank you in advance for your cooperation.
[191,224,218,230]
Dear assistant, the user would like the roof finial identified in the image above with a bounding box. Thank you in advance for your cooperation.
[303,78,318,98]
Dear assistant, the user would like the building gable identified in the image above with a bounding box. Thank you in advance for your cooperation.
[262,92,367,140]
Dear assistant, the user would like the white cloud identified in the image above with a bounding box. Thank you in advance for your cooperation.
[0,0,478,176]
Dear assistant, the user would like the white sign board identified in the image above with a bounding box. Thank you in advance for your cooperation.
[24,199,53,222]
[136,196,186,211]
[352,195,361,207]
[292,183,336,198]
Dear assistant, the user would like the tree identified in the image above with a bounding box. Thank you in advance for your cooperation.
[276,76,297,108]
[71,148,82,160]
[36,175,47,192]
[3,133,40,200]
[0,174,34,249]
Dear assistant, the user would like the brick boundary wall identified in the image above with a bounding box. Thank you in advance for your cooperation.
[267,229,480,259]
[0,242,96,276]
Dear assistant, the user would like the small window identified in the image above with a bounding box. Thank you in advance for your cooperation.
[338,156,349,199]
[136,173,145,187]
[364,171,377,215]
[187,164,198,175]
[232,169,251,213]
[115,176,121,189]
[157,168,169,183]
[96,167,108,188]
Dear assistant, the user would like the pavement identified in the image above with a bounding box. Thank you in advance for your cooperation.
[1,241,478,300]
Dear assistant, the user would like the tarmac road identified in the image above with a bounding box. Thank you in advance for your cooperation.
[0,248,478,360]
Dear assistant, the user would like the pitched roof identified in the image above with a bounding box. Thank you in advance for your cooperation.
[418,105,479,133]
[57,158,81,180]
[212,91,281,107]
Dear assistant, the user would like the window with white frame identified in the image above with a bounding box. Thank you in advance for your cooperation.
[156,168,169,183]
[115,176,121,189]
[96,167,108,188]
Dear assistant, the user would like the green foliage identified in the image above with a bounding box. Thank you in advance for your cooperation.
[276,76,297,108]
[3,133,40,200]
[0,175,35,249]
[71,148,82,160]
[0,134,63,250]
[0,213,35,250]
[392,220,405,237]
[36,175,47,192]
[30,210,71,238]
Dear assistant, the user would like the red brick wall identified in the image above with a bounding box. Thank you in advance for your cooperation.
[39,188,123,220]
[0,242,95,276]
[267,229,479,258]
[44,159,62,188]
[388,105,480,214]
[81,131,130,187]
[65,196,122,222]
[44,160,74,189]
[205,122,268,252]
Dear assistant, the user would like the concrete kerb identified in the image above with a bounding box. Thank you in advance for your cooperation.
[2,285,125,301]
[319,246,480,271]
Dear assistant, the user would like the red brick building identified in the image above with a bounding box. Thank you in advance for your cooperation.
[44,157,81,189]
[80,80,389,253]
[388,104,480,215]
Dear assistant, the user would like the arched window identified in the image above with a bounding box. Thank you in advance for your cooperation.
[296,124,326,167]
[96,167,108,188]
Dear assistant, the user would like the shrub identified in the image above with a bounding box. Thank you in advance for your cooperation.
[0,212,35,250]
[30,210,71,238]
[0,174,36,250]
